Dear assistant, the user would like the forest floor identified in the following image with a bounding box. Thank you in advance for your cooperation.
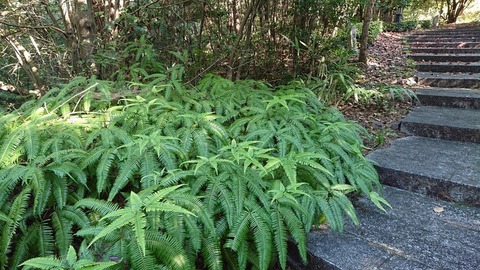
[339,31,418,152]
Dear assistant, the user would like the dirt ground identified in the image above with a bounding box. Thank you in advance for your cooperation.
[339,31,418,152]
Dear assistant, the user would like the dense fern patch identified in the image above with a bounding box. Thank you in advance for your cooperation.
[0,70,389,269]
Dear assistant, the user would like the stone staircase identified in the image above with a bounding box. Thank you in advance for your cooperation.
[293,25,480,269]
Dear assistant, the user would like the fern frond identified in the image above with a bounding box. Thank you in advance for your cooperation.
[128,242,157,270]
[52,211,73,257]
[278,206,307,263]
[108,155,141,201]
[146,231,194,270]
[51,174,67,208]
[249,207,272,270]
[271,207,288,270]
[0,128,24,166]
[20,256,63,269]
[61,206,90,229]
[200,234,222,270]
[23,125,40,162]
[8,222,38,269]
[74,198,119,216]
[0,188,30,268]
[225,211,250,251]
[37,221,55,257]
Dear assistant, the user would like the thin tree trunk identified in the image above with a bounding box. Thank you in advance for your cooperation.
[359,0,375,64]
[227,0,256,80]
[5,36,44,92]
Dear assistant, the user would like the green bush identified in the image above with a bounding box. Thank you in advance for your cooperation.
[356,21,384,44]
[419,20,432,29]
[384,20,419,32]
[0,70,389,269]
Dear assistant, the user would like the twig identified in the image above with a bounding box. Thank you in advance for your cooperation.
[0,20,67,36]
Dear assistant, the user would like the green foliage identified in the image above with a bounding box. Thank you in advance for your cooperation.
[0,70,388,269]
[356,21,384,44]
[384,20,432,32]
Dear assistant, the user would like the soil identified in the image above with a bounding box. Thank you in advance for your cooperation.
[339,31,419,152]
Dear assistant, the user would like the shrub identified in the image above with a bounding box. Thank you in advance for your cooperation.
[0,70,389,269]
[356,21,384,44]
[384,21,419,32]
[419,20,432,29]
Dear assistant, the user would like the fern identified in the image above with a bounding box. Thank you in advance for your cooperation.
[0,72,388,269]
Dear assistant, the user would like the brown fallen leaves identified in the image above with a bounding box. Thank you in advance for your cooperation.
[339,31,418,152]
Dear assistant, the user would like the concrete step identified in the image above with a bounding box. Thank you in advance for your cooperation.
[368,136,480,205]
[408,37,480,43]
[416,72,480,88]
[409,48,480,54]
[412,28,480,35]
[300,185,480,269]
[408,42,480,48]
[416,87,480,109]
[400,106,480,143]
[408,53,480,62]
[409,33,480,39]
[416,63,480,73]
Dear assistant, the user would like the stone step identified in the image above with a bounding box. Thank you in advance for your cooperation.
[415,87,480,109]
[416,71,480,88]
[408,42,480,48]
[412,28,480,35]
[400,106,480,143]
[408,37,480,43]
[300,185,480,269]
[408,53,480,62]
[416,63,480,73]
[409,48,480,54]
[368,136,480,205]
[409,33,480,39]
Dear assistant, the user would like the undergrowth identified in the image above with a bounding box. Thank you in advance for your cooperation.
[0,67,390,269]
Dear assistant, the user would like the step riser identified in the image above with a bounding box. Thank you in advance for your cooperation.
[375,166,480,206]
[409,55,480,62]
[409,38,480,43]
[400,122,480,143]
[409,48,480,54]
[411,30,480,35]
[416,64,480,73]
[409,43,480,48]
[417,94,480,109]
[410,34,480,38]
[418,77,480,88]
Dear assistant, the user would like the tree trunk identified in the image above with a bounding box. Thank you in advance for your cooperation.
[358,0,376,64]
[5,36,44,93]
[446,0,473,23]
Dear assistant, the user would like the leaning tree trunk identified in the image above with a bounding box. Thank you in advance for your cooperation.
[358,0,376,64]
[446,0,474,23]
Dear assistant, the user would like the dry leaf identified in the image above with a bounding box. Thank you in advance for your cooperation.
[433,207,445,213]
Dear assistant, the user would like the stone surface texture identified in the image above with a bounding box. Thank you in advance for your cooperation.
[303,24,480,270]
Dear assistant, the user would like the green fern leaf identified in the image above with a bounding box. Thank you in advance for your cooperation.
[226,211,250,251]
[89,210,135,247]
[200,234,222,270]
[20,257,63,269]
[37,221,55,257]
[52,211,72,257]
[0,188,30,268]
[108,155,140,201]
[271,207,288,270]
[249,209,272,270]
[52,175,67,208]
[279,207,307,263]
[146,231,194,270]
[0,128,24,166]
[128,242,157,269]
[74,198,119,216]
[24,125,40,162]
